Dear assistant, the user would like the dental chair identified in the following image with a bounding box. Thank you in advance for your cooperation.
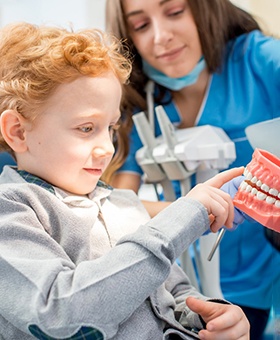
[133,105,236,297]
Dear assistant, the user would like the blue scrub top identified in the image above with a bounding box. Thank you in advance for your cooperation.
[0,152,16,172]
[119,30,280,309]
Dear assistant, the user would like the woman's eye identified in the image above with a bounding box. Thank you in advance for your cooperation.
[129,19,149,32]
[134,23,148,32]
[169,8,184,17]
[109,124,120,139]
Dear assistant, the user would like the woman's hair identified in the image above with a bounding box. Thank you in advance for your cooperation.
[0,22,132,183]
[106,0,261,109]
[105,0,261,179]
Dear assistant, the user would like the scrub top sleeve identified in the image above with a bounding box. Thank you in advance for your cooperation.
[247,31,280,111]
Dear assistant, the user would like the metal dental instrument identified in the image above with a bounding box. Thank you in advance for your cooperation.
[207,228,226,261]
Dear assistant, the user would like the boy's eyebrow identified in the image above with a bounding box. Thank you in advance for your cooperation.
[125,0,172,19]
[70,111,121,123]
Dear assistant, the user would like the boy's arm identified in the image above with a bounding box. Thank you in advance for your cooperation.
[0,186,209,339]
[0,167,241,339]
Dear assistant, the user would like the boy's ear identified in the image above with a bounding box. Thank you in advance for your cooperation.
[0,110,28,153]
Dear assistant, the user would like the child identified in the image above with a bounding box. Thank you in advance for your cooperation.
[0,22,248,339]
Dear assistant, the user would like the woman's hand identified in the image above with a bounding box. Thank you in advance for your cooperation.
[186,296,250,339]
[185,167,244,232]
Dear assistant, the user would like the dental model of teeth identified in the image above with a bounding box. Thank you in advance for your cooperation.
[233,148,280,232]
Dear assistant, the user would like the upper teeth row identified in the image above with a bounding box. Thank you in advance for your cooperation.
[242,168,280,207]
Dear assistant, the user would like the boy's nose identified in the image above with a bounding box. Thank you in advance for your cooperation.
[92,134,115,158]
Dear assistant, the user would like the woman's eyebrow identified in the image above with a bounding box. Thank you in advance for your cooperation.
[125,0,173,19]
[160,0,173,5]
[125,9,143,19]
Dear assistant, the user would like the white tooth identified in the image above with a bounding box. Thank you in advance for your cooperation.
[269,188,279,197]
[266,196,276,204]
[247,171,253,181]
[257,180,262,187]
[257,192,267,200]
[275,200,280,208]
[251,176,258,184]
[240,181,247,191]
[246,185,252,193]
[278,193,280,199]
[251,188,258,196]
[244,168,249,177]
[261,183,270,193]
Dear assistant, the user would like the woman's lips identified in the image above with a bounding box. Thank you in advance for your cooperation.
[157,46,185,61]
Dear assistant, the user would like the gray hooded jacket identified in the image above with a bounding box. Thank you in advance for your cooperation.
[0,166,217,339]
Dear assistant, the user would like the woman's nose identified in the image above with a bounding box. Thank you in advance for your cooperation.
[153,20,173,46]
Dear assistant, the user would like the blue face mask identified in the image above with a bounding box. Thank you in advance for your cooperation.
[142,57,206,91]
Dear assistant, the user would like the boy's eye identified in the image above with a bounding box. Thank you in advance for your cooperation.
[79,125,93,133]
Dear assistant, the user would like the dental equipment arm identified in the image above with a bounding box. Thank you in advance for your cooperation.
[133,111,176,201]
[155,105,194,196]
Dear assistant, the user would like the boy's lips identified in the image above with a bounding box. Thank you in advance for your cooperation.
[84,168,103,176]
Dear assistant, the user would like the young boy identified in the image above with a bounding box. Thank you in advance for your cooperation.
[0,22,248,340]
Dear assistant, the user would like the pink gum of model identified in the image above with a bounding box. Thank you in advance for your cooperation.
[233,148,280,232]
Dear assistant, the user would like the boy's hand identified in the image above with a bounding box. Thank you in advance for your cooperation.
[185,167,244,232]
[186,297,250,339]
